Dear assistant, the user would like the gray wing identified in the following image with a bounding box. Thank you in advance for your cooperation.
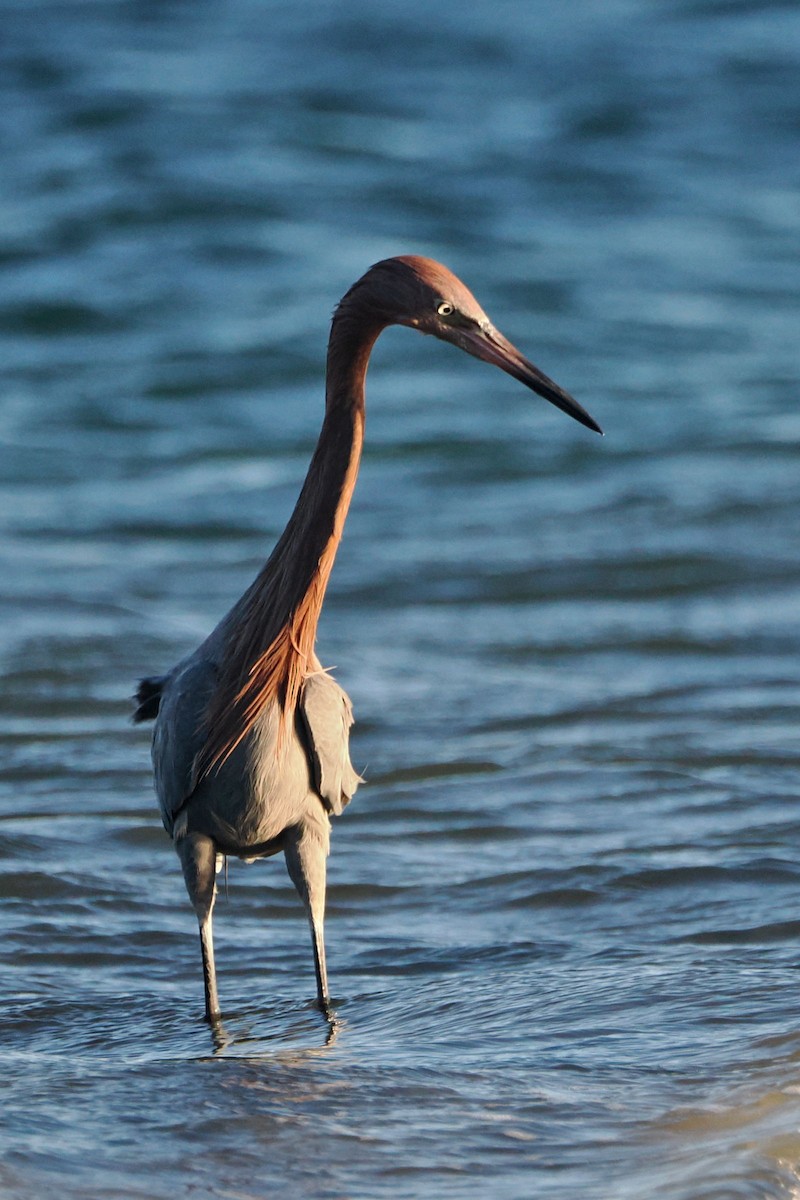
[151,658,218,836]
[299,672,362,817]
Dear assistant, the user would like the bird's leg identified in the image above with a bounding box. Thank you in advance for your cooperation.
[199,912,220,1024]
[284,824,330,1013]
[176,831,221,1023]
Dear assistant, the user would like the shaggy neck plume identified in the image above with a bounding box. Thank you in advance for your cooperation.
[194,292,384,778]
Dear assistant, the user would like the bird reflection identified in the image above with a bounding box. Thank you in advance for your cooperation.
[207,1005,342,1057]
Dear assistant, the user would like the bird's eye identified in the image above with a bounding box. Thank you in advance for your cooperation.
[437,301,455,317]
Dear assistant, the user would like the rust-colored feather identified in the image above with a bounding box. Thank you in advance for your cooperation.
[194,405,365,780]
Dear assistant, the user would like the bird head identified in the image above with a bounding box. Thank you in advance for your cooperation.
[356,255,602,435]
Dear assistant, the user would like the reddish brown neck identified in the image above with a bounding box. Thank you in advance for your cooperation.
[196,302,384,777]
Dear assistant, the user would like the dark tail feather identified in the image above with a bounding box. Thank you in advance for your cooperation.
[133,675,166,723]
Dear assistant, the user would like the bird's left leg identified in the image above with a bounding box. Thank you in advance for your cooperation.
[176,831,221,1023]
[284,819,330,1013]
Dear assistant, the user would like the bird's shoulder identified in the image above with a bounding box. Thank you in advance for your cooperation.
[298,671,362,817]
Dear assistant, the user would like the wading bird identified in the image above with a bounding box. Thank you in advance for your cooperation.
[134,255,602,1023]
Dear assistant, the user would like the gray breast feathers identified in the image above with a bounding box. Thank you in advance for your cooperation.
[299,671,362,816]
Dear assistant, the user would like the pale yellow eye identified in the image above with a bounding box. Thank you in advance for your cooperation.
[437,301,455,317]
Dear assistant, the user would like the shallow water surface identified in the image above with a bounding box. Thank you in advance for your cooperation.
[2,1,800,1197]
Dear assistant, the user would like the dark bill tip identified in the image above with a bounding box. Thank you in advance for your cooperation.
[526,371,604,436]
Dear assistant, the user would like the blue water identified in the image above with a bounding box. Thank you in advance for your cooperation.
[2,1,800,1196]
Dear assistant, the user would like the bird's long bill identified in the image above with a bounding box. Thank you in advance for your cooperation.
[463,327,603,435]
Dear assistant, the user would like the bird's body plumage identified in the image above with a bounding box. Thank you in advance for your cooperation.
[136,255,600,1024]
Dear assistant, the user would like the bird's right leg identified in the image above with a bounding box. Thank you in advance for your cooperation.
[284,823,330,1014]
[176,831,221,1023]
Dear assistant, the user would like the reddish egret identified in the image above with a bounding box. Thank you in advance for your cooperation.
[134,255,601,1022]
